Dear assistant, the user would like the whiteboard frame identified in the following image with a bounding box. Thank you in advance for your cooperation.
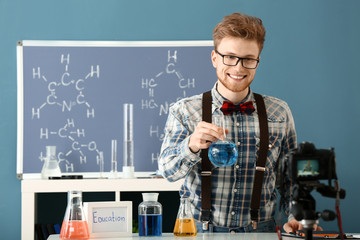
[16,40,214,179]
[20,40,213,47]
[17,41,24,179]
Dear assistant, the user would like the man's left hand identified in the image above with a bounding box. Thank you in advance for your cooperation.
[283,219,323,233]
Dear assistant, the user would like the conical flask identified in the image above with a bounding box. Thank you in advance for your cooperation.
[41,146,61,179]
[60,191,89,240]
[173,198,197,236]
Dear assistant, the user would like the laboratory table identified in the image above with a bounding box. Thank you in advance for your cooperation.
[47,233,360,240]
[47,232,292,240]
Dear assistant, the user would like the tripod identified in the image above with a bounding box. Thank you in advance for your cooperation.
[292,185,336,240]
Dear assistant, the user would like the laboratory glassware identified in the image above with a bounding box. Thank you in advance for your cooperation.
[173,198,197,237]
[60,190,89,239]
[138,193,162,236]
[123,103,135,178]
[208,114,238,167]
[98,151,106,178]
[109,140,118,178]
[41,145,61,179]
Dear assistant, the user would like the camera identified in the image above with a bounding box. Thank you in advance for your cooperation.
[284,142,345,199]
[280,142,346,240]
[287,142,337,183]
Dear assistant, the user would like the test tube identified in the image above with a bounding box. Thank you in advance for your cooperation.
[123,103,135,178]
[99,151,105,178]
[109,139,118,179]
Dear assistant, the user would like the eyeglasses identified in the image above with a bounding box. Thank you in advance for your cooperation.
[215,50,259,69]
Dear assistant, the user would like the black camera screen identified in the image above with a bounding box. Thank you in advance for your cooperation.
[297,159,320,177]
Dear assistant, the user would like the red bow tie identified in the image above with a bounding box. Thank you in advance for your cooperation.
[220,101,255,115]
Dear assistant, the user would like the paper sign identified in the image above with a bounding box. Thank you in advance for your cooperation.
[84,201,132,238]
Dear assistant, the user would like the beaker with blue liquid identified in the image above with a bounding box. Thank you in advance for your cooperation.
[208,114,238,167]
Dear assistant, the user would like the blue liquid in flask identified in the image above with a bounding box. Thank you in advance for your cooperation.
[208,142,238,167]
[138,214,162,236]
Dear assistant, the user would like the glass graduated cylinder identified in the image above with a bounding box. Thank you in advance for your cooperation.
[208,114,238,167]
[123,103,134,167]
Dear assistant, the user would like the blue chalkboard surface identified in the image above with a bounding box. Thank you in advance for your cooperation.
[17,41,215,178]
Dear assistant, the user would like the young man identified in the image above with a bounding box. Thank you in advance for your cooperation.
[159,12,315,233]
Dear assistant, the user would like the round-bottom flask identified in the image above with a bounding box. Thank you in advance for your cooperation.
[208,141,238,167]
[138,193,162,236]
[208,114,238,167]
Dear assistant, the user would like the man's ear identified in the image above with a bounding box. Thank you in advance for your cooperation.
[211,50,217,68]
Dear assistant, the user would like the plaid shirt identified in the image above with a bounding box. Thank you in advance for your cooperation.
[159,85,297,228]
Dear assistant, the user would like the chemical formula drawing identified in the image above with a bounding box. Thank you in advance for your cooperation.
[141,50,197,164]
[30,52,102,173]
[18,41,214,177]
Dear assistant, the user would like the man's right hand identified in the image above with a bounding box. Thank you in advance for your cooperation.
[188,121,226,153]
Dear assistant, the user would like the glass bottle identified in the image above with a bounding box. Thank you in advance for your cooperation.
[60,191,89,240]
[208,114,238,167]
[138,193,162,236]
[173,198,197,237]
[41,146,61,179]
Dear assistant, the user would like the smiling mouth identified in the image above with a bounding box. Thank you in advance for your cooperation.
[228,73,246,80]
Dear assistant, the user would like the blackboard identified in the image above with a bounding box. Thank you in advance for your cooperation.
[17,41,215,178]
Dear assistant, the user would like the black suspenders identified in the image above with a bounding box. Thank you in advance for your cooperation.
[201,91,213,230]
[201,91,269,230]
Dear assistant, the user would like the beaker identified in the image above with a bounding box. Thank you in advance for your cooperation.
[41,146,61,179]
[123,103,135,178]
[173,198,197,237]
[138,193,162,236]
[208,114,238,167]
[60,191,89,240]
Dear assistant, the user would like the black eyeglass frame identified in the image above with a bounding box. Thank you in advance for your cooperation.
[215,50,260,69]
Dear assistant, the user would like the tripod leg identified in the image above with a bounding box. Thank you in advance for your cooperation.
[304,228,313,240]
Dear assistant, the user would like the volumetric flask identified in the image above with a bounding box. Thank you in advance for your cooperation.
[60,191,89,240]
[41,146,61,179]
[123,103,134,178]
[208,114,238,167]
[173,198,197,237]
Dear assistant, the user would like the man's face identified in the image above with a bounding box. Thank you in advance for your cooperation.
[212,37,260,94]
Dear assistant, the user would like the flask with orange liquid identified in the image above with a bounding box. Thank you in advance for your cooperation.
[60,190,89,240]
[173,198,197,237]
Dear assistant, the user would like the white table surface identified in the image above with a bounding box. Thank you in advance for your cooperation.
[47,232,360,240]
[48,232,290,240]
